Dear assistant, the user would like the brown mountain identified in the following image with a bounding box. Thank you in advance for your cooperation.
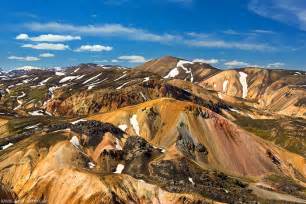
[135,56,219,83]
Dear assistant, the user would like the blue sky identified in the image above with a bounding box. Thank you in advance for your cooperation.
[1,0,306,70]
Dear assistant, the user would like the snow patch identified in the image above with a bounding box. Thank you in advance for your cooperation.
[130,114,140,135]
[164,60,194,82]
[25,123,40,130]
[22,79,31,84]
[87,85,95,90]
[115,138,122,150]
[39,77,52,86]
[13,104,22,111]
[116,82,129,90]
[14,92,26,110]
[229,108,240,114]
[140,92,147,100]
[114,164,125,174]
[45,111,52,116]
[143,77,150,82]
[223,80,229,92]
[28,110,45,116]
[55,71,65,76]
[87,78,108,90]
[83,73,102,84]
[59,76,80,83]
[1,143,13,150]
[17,92,26,99]
[70,136,80,147]
[190,71,194,82]
[76,75,85,80]
[188,177,195,185]
[114,74,127,81]
[73,68,80,73]
[118,124,128,131]
[88,162,95,169]
[239,72,248,98]
[164,67,179,79]
[48,86,59,99]
[71,119,87,125]
[177,60,193,74]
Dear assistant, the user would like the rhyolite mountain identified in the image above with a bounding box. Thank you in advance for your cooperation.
[0,56,305,203]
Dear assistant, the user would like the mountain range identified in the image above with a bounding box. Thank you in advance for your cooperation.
[0,56,305,203]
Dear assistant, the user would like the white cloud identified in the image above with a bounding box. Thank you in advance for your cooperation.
[118,55,147,63]
[16,34,81,42]
[187,32,210,38]
[8,56,40,61]
[248,0,306,31]
[39,53,55,58]
[222,29,275,36]
[111,59,119,63]
[16,66,43,70]
[267,62,285,68]
[222,29,242,35]
[252,29,275,34]
[224,60,285,68]
[187,39,274,51]
[22,22,277,51]
[75,45,113,52]
[22,43,69,50]
[94,59,108,63]
[193,58,219,64]
[24,22,180,42]
[224,60,250,67]
[16,34,30,40]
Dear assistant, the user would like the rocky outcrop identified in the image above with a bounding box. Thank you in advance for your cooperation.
[70,120,125,147]
[122,136,161,177]
[150,159,256,203]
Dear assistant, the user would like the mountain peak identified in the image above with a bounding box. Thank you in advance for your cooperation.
[159,55,181,61]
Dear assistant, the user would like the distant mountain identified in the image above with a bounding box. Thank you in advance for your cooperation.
[135,56,219,83]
